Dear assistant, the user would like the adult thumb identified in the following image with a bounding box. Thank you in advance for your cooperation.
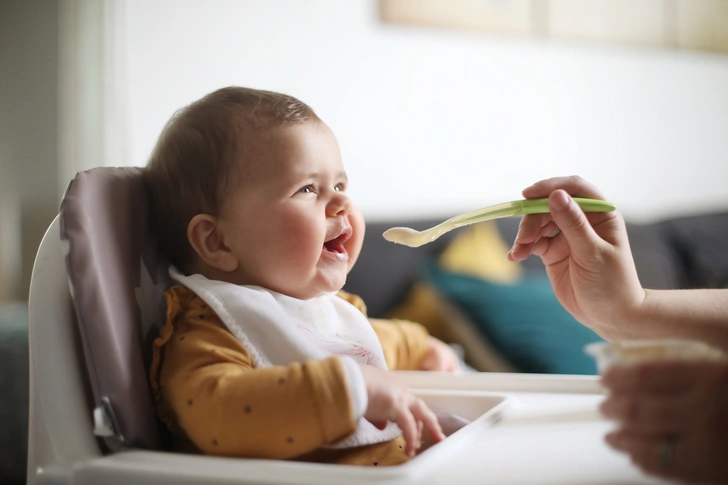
[549,190,602,255]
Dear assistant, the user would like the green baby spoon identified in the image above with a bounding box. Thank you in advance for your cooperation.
[382,197,616,248]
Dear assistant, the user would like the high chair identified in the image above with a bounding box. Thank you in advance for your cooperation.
[27,167,519,485]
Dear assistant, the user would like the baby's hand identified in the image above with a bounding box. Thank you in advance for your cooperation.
[358,365,445,456]
[420,337,460,372]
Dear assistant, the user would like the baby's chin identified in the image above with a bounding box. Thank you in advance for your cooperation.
[313,274,348,298]
[288,287,344,301]
[278,275,347,300]
[320,278,347,296]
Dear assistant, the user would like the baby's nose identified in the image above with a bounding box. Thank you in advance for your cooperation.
[328,193,352,216]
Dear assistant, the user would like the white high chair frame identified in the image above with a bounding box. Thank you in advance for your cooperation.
[28,216,671,485]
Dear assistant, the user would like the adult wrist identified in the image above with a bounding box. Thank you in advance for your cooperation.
[613,287,651,340]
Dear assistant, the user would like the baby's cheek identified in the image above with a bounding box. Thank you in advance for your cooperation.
[346,207,366,269]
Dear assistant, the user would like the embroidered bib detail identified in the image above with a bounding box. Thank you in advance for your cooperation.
[169,267,402,448]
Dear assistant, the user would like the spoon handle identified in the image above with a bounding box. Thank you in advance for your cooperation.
[451,197,616,227]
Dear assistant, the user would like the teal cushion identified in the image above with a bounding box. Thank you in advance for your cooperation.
[424,262,603,375]
[0,301,29,484]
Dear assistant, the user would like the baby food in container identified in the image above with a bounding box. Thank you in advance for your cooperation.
[585,339,725,374]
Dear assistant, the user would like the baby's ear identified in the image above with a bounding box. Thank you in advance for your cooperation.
[187,214,239,272]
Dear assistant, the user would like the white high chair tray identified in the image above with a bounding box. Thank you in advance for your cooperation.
[61,373,671,485]
[397,372,670,485]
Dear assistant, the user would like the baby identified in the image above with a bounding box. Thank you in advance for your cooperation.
[143,86,460,467]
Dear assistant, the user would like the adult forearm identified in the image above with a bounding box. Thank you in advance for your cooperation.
[622,289,728,349]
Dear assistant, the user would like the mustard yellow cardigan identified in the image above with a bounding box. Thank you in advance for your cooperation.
[149,285,431,466]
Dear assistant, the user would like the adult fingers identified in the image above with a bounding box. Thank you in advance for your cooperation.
[601,395,686,436]
[602,362,701,395]
[523,221,563,259]
[508,214,553,262]
[512,190,603,263]
[521,175,606,200]
[547,190,606,259]
[539,221,561,239]
[606,431,679,479]
[516,174,606,242]
[514,213,553,244]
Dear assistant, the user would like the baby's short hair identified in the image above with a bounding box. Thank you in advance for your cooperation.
[143,86,319,270]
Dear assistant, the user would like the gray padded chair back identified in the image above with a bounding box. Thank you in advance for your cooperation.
[60,167,171,452]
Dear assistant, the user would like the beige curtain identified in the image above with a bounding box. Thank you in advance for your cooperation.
[58,0,129,195]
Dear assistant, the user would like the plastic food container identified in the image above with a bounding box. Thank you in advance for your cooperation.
[585,339,725,374]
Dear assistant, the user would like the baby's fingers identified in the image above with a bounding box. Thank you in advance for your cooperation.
[395,410,420,457]
[412,398,445,443]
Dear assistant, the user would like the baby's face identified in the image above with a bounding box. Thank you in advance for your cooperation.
[215,121,365,300]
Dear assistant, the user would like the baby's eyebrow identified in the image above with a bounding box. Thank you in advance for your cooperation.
[294,171,348,182]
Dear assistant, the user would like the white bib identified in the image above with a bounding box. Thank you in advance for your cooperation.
[170,267,401,448]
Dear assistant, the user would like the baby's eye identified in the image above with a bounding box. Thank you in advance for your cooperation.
[299,185,315,194]
[334,183,346,192]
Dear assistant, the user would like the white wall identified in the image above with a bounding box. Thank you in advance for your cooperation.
[121,0,728,223]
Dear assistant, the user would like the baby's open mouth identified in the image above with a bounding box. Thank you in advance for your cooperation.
[322,227,351,262]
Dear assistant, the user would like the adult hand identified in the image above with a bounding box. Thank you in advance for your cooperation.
[420,337,461,373]
[507,176,644,341]
[601,361,728,483]
[358,364,445,456]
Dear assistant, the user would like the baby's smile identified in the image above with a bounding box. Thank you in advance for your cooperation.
[322,224,352,262]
